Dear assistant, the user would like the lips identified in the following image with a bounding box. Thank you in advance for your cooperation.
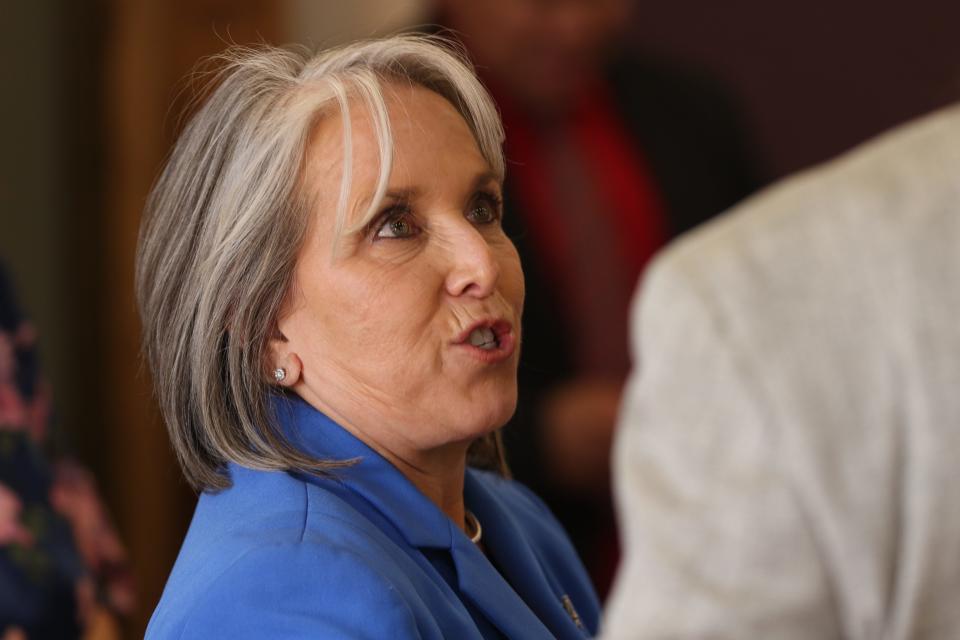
[454,319,516,363]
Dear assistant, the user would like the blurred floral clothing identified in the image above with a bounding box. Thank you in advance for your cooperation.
[0,266,134,638]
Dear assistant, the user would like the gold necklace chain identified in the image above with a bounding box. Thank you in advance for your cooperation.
[464,510,482,544]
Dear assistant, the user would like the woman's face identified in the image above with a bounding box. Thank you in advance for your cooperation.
[274,84,524,457]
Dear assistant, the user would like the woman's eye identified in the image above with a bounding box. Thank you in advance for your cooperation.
[467,193,502,225]
[470,205,495,224]
[375,214,419,240]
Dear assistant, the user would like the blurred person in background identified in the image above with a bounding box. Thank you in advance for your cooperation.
[604,104,960,638]
[0,263,134,639]
[140,35,599,638]
[434,0,764,594]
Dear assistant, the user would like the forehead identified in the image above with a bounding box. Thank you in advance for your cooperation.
[303,83,489,216]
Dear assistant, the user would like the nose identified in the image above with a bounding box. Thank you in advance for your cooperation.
[444,224,501,299]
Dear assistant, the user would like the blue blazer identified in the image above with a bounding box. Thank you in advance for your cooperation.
[147,397,600,638]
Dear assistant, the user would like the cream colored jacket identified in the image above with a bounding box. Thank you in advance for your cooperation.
[604,105,960,639]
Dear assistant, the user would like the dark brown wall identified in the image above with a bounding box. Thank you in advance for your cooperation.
[102,0,281,634]
[631,0,960,177]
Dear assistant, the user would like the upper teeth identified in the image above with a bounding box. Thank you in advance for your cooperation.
[468,327,497,349]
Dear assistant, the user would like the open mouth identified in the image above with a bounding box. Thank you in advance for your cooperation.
[467,326,500,351]
[455,319,515,361]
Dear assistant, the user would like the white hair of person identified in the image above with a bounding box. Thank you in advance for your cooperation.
[136,34,507,491]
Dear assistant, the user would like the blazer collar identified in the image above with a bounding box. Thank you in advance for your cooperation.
[272,394,454,549]
[271,395,565,639]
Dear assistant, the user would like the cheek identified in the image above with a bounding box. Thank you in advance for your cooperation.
[499,247,526,311]
[339,266,441,357]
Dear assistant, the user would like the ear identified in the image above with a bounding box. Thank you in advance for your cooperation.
[267,327,303,387]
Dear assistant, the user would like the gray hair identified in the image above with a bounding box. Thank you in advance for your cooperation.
[136,35,507,491]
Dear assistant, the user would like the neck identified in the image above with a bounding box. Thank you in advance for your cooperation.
[296,389,473,533]
[385,444,469,531]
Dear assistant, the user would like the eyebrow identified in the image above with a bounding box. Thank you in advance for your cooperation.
[380,186,422,202]
[470,170,501,193]
[346,168,502,236]
[370,170,501,205]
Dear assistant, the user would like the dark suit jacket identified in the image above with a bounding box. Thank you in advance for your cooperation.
[500,53,763,558]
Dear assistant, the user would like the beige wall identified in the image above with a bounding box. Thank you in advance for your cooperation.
[285,0,429,46]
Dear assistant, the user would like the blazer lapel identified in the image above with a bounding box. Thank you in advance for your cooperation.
[465,472,591,639]
[450,533,555,640]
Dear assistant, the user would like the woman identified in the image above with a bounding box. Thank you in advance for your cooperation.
[138,36,599,638]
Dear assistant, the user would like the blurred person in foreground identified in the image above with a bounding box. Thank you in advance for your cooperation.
[604,104,960,638]
[435,0,763,593]
[140,36,599,638]
[0,264,134,639]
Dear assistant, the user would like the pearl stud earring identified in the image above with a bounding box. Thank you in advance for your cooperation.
[273,368,287,383]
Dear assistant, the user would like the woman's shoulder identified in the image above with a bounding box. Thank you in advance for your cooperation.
[147,535,420,639]
[168,463,411,572]
[148,466,426,638]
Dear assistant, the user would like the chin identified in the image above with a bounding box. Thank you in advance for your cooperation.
[420,376,518,444]
[441,393,515,440]
[473,392,519,435]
